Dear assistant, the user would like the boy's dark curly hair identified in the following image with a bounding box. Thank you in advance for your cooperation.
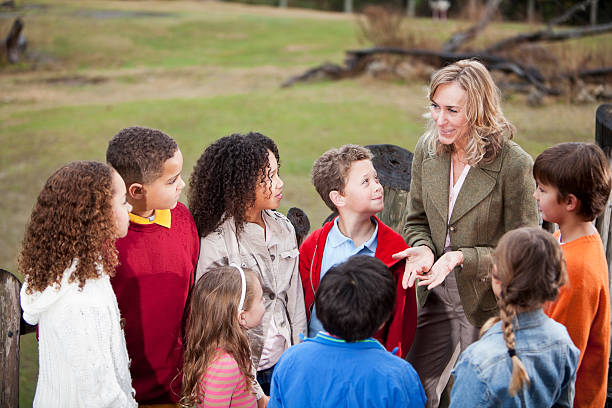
[19,161,119,293]
[188,132,279,238]
[106,126,177,186]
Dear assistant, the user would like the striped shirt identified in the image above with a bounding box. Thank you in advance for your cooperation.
[198,350,256,408]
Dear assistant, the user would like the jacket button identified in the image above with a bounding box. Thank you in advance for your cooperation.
[269,293,276,300]
[449,226,456,232]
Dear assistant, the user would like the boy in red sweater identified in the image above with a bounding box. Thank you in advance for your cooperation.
[107,127,199,406]
[533,142,611,408]
[300,144,417,357]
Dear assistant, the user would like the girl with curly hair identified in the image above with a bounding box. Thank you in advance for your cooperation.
[189,132,307,401]
[181,265,265,408]
[450,227,579,407]
[19,161,137,408]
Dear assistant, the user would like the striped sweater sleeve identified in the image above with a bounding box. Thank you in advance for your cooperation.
[198,351,256,408]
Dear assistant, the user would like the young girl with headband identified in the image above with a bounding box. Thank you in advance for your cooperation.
[181,265,266,408]
[450,227,580,407]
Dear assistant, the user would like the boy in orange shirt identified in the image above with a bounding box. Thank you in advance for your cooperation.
[533,142,611,407]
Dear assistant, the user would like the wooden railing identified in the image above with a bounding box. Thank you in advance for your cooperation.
[593,103,612,406]
[1,269,24,408]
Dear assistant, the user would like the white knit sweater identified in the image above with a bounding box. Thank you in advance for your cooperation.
[21,260,137,408]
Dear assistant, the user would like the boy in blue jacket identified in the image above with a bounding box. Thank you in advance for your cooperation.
[269,255,426,408]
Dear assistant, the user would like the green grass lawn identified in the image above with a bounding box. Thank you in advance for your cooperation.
[0,1,607,406]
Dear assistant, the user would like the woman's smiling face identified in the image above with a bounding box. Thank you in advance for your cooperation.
[430,81,470,150]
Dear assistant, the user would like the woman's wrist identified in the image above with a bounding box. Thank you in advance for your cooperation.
[454,250,464,268]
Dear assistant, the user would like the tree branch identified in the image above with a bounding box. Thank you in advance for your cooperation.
[485,21,612,53]
[548,0,595,27]
[441,0,502,53]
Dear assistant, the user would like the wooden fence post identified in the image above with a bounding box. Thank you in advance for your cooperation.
[365,144,413,234]
[593,103,612,406]
[1,269,22,408]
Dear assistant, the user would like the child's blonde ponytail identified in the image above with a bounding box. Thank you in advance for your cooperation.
[499,298,530,396]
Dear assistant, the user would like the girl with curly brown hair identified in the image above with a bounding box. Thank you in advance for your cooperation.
[19,161,137,408]
[189,133,307,402]
[181,265,265,408]
[449,227,580,407]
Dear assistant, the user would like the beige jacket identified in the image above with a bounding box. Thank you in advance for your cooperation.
[196,210,307,371]
[404,135,538,327]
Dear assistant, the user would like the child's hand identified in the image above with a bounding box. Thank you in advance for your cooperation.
[258,395,270,408]
[392,246,435,289]
[417,250,464,290]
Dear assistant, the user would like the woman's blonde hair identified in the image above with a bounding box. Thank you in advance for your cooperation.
[181,266,261,407]
[480,227,567,396]
[424,59,515,166]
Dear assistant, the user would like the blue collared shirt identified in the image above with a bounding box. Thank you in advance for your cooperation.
[308,217,379,338]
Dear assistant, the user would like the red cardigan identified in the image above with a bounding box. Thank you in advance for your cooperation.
[112,203,199,404]
[299,216,417,358]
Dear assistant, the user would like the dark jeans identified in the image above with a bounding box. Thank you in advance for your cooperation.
[257,364,276,396]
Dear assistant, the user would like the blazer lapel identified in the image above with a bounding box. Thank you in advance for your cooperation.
[422,153,450,222]
[449,154,503,224]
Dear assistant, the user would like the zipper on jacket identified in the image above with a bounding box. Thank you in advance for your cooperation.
[308,242,318,324]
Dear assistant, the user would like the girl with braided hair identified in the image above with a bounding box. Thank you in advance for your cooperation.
[449,227,580,407]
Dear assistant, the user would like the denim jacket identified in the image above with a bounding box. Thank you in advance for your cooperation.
[450,309,579,408]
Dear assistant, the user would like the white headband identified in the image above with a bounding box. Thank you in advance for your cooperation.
[230,263,246,313]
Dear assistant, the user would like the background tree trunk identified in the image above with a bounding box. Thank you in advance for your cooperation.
[467,0,479,20]
[406,0,415,17]
[591,0,598,25]
[344,0,353,14]
[527,0,536,23]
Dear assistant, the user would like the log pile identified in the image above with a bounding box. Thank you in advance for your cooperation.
[282,0,612,104]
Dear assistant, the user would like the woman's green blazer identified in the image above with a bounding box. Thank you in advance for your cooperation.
[404,135,539,327]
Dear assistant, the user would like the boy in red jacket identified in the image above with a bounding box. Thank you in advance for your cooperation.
[300,144,417,357]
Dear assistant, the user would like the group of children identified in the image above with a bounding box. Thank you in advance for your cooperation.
[18,125,610,408]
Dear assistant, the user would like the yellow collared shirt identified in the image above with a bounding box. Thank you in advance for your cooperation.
[129,209,172,229]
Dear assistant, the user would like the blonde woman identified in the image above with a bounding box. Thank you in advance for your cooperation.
[393,59,538,408]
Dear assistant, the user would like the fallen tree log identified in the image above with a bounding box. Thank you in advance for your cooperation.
[283,45,612,98]
[281,0,610,103]
[485,21,612,54]
[574,67,612,79]
[281,61,350,87]
[346,47,560,94]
